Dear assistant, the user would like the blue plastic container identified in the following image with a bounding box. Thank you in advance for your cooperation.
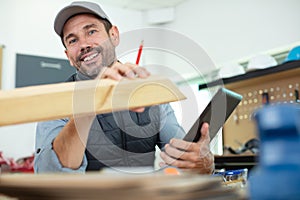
[249,104,300,199]
[285,46,300,62]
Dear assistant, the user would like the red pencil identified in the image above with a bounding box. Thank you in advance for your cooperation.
[135,40,144,65]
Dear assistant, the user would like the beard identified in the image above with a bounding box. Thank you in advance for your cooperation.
[74,38,116,79]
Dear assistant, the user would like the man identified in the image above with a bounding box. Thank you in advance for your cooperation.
[34,1,214,174]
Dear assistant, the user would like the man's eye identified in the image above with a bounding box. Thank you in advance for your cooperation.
[89,30,96,35]
[68,38,77,45]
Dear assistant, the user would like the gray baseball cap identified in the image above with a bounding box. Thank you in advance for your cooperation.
[54,1,111,37]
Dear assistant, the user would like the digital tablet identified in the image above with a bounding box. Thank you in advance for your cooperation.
[183,88,243,143]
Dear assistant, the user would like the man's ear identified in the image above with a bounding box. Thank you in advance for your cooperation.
[109,26,120,46]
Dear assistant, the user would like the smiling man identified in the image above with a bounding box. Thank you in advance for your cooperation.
[63,14,117,78]
[34,1,214,174]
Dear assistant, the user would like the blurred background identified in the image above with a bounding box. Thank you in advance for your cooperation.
[0,0,299,161]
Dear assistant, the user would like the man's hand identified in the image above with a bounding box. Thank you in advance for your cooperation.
[98,62,150,113]
[98,61,150,81]
[160,122,215,174]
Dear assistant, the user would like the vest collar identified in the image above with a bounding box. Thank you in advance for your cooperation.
[75,71,93,81]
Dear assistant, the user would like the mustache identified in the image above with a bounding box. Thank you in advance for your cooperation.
[76,46,104,62]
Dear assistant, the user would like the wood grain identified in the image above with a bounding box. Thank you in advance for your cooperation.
[0,76,186,126]
[0,173,239,200]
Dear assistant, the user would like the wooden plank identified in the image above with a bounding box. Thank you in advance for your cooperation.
[0,173,239,200]
[0,76,186,126]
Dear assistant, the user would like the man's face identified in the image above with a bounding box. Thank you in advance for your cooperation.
[63,14,118,79]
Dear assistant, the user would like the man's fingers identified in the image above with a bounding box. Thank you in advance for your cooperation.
[164,144,200,162]
[161,122,214,174]
[197,122,210,144]
[130,107,145,113]
[169,138,195,152]
[112,62,150,79]
[159,162,167,168]
[164,144,185,159]
[102,62,149,113]
[132,66,150,78]
[160,151,196,168]
[98,67,123,80]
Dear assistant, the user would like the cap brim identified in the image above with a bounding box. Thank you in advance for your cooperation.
[54,6,100,37]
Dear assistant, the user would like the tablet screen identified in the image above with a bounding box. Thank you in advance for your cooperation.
[183,88,242,142]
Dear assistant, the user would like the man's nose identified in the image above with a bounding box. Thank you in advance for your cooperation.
[79,36,91,52]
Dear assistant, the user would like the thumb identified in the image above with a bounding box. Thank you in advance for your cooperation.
[197,122,210,144]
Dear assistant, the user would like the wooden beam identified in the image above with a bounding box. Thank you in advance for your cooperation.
[0,76,186,126]
[0,173,228,199]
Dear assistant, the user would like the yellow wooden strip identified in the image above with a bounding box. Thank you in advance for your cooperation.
[0,173,224,200]
[0,76,186,126]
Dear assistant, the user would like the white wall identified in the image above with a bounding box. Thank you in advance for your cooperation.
[154,0,300,66]
[1,0,300,159]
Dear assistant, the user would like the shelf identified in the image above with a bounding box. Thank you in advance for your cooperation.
[214,154,258,171]
[207,60,299,150]
[199,60,300,90]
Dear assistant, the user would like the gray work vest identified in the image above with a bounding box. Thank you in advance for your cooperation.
[67,74,162,171]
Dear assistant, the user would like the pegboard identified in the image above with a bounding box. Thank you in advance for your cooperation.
[223,67,300,149]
